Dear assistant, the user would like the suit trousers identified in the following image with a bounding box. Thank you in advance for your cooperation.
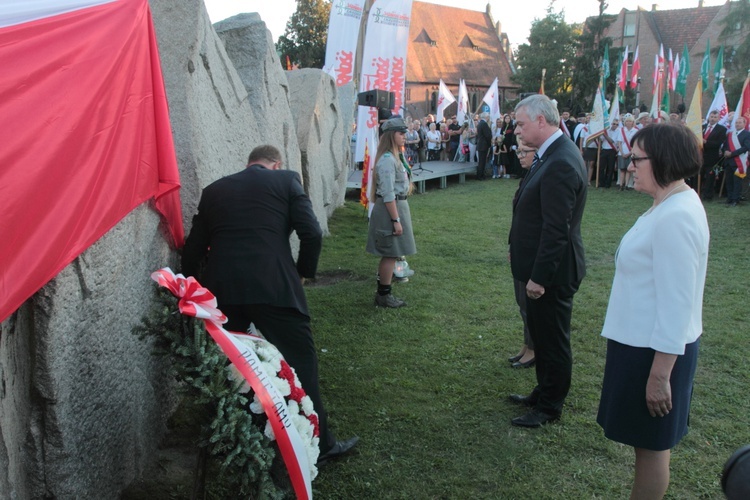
[477,148,489,179]
[222,304,336,454]
[525,283,576,416]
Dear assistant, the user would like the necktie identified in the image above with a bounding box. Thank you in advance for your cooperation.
[704,125,713,140]
[530,153,540,173]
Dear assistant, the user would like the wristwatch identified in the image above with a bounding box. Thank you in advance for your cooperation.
[391,217,401,223]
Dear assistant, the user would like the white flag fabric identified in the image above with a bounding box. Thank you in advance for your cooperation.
[355,0,413,161]
[706,82,728,125]
[650,78,661,122]
[609,87,620,126]
[482,77,501,123]
[0,0,116,27]
[587,86,606,143]
[436,79,456,123]
[323,0,366,86]
[457,79,470,125]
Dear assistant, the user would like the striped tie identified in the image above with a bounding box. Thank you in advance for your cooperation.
[530,153,540,172]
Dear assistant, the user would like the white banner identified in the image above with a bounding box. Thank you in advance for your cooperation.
[0,0,116,28]
[481,77,500,124]
[457,79,469,125]
[707,82,729,126]
[355,0,413,161]
[436,79,456,123]
[322,0,365,86]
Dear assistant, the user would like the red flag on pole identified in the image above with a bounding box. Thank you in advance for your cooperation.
[619,45,629,92]
[630,45,640,89]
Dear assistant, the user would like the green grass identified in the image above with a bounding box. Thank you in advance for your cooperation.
[305,178,750,499]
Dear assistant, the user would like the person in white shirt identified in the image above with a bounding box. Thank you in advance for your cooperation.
[617,114,638,190]
[597,123,709,500]
[599,118,620,188]
[425,122,442,161]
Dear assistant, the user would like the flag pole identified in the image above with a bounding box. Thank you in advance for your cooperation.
[596,139,602,188]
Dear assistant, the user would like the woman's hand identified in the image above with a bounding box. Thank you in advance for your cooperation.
[645,372,672,417]
[392,221,403,236]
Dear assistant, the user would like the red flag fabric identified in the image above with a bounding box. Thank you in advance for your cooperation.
[630,46,640,89]
[0,0,184,323]
[619,45,628,92]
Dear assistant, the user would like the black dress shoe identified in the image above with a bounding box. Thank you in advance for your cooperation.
[508,394,537,407]
[508,354,523,363]
[511,409,559,428]
[511,358,535,369]
[317,436,359,465]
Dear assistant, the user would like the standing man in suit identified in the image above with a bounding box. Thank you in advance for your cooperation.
[701,110,728,200]
[476,112,493,180]
[182,145,358,464]
[723,116,750,206]
[507,95,588,428]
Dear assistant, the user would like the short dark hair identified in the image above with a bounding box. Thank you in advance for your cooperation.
[247,145,281,165]
[631,124,701,187]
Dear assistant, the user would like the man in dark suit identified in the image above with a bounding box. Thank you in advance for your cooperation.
[723,116,750,206]
[476,112,493,180]
[701,110,728,200]
[182,145,358,463]
[507,95,588,428]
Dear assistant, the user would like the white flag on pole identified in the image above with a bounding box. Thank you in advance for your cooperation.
[481,77,501,123]
[436,79,456,123]
[457,79,470,125]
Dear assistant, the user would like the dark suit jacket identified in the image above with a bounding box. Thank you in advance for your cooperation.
[703,123,727,167]
[181,165,322,317]
[509,135,587,288]
[723,129,750,167]
[477,119,492,151]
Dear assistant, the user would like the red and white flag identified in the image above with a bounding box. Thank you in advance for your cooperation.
[482,77,501,123]
[653,54,660,88]
[618,45,629,92]
[728,74,750,178]
[323,0,366,86]
[667,48,675,91]
[706,81,729,123]
[0,0,184,324]
[671,54,680,92]
[630,45,640,88]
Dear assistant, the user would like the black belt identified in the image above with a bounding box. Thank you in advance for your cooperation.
[377,195,407,201]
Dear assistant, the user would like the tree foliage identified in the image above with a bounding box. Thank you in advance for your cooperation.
[276,0,331,69]
[719,0,750,102]
[569,0,616,112]
[512,6,579,107]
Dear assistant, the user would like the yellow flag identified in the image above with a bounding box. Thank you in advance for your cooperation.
[686,80,703,150]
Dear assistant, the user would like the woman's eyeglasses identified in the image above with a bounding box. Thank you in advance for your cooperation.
[630,155,651,166]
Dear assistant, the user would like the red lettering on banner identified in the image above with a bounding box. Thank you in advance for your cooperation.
[335,50,353,86]
[390,57,405,112]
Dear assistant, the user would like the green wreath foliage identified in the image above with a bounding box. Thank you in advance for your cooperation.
[133,288,291,499]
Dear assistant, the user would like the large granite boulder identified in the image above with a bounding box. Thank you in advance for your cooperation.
[286,69,349,228]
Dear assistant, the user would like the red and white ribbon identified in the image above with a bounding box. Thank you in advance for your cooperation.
[151,268,314,500]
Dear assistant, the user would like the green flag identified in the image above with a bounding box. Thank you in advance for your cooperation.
[602,44,610,80]
[676,43,690,96]
[713,45,724,94]
[701,39,710,90]
[661,87,670,114]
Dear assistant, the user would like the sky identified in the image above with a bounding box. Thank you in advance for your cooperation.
[203,0,725,50]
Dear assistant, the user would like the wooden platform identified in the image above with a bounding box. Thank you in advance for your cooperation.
[346,160,478,193]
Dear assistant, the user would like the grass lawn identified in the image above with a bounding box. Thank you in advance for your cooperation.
[305,177,750,499]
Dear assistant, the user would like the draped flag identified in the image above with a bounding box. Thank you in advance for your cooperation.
[323,0,365,86]
[650,75,662,122]
[630,45,640,88]
[701,39,711,90]
[676,43,690,97]
[667,49,675,91]
[457,79,470,125]
[354,0,413,162]
[360,127,375,211]
[671,54,680,94]
[618,45,629,93]
[728,74,750,178]
[653,52,661,88]
[482,77,501,123]
[706,81,728,123]
[602,45,610,80]
[713,45,724,94]
[436,79,456,123]
[686,80,704,149]
[0,0,184,324]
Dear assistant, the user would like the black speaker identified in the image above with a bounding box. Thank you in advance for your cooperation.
[358,89,395,109]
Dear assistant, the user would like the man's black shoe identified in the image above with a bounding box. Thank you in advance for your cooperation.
[511,409,559,428]
[508,394,537,407]
[317,437,359,465]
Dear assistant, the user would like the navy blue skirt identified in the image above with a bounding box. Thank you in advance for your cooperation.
[597,338,699,451]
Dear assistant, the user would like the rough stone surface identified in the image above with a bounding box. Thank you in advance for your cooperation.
[0,1,349,498]
[287,69,349,227]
